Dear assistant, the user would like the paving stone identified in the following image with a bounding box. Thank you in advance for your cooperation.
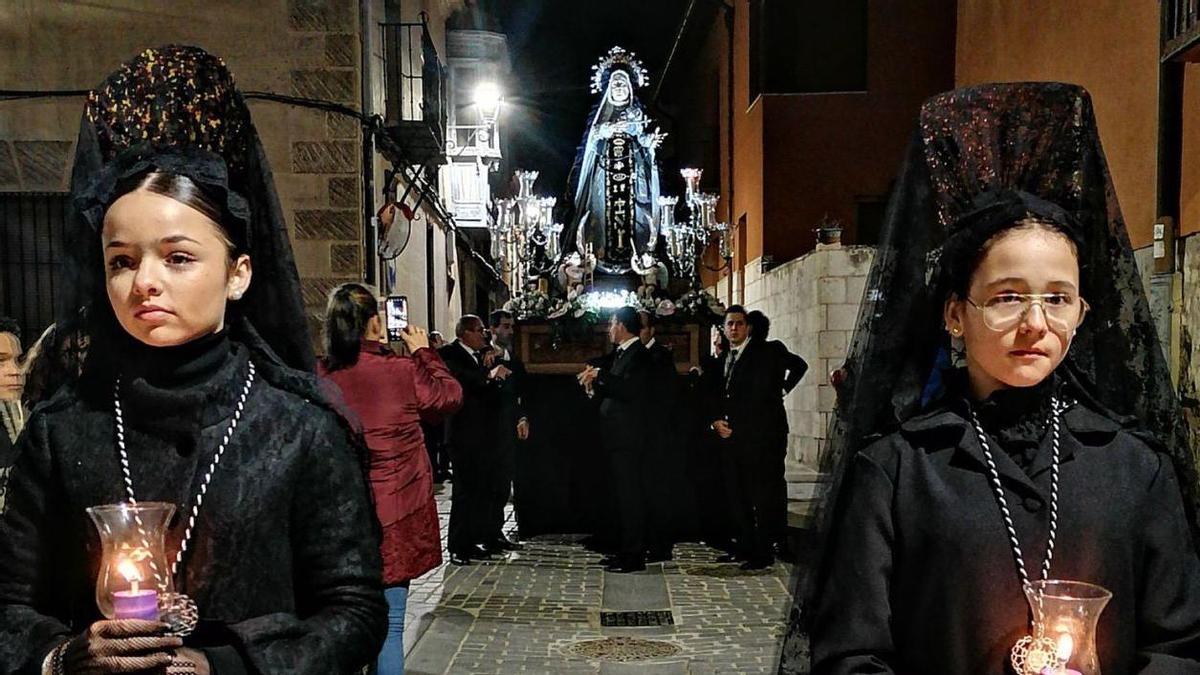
[405,483,797,673]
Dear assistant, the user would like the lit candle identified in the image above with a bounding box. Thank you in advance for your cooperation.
[1038,634,1083,675]
[112,558,158,620]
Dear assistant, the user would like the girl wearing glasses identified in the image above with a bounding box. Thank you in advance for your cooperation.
[800,84,1200,674]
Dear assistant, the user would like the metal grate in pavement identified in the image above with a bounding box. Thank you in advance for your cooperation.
[599,610,675,627]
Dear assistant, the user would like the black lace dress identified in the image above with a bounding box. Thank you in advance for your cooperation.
[0,330,386,674]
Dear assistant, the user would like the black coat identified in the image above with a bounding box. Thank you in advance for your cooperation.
[811,398,1200,674]
[760,338,807,395]
[494,348,526,441]
[0,344,386,674]
[593,341,651,453]
[439,341,501,452]
[0,428,12,516]
[708,340,789,445]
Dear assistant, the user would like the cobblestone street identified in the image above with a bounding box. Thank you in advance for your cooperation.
[404,483,798,674]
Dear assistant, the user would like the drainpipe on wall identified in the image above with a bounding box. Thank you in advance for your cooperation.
[725,2,736,309]
[1156,58,1185,385]
[360,1,377,286]
[426,219,437,331]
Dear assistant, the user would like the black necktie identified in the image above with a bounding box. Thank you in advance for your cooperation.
[725,349,739,388]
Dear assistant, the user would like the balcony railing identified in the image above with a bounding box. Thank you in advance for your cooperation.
[1163,0,1200,60]
[381,17,447,164]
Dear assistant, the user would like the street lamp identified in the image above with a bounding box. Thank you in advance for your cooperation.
[474,81,502,128]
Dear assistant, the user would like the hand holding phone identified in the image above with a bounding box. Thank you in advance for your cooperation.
[385,296,409,342]
[399,325,430,352]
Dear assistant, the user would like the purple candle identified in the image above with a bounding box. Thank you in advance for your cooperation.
[113,588,158,620]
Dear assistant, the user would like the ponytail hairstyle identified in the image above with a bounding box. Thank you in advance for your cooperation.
[322,283,378,371]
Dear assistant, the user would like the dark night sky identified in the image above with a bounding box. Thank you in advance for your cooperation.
[484,0,696,201]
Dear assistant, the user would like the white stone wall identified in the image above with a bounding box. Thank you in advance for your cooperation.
[713,244,875,472]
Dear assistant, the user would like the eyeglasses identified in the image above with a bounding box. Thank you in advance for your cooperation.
[966,293,1089,333]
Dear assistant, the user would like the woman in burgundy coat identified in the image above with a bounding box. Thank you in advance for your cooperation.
[318,283,463,674]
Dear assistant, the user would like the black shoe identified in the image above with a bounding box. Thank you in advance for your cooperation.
[772,541,797,563]
[739,557,772,571]
[469,544,497,559]
[705,538,737,554]
[646,547,673,563]
[582,536,613,555]
[716,552,744,564]
[489,536,524,552]
[605,558,646,573]
[449,551,473,566]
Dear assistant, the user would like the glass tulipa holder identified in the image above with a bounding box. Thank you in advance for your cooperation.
[87,502,198,634]
[1011,580,1111,675]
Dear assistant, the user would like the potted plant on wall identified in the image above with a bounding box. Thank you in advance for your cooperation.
[814,213,843,246]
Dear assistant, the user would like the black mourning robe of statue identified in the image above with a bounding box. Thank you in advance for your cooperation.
[0,333,386,674]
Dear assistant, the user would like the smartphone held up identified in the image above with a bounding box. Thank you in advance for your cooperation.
[385,295,409,343]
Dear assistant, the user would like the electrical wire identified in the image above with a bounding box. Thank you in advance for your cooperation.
[0,86,503,282]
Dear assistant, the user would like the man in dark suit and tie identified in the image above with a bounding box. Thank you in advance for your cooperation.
[578,306,652,573]
[439,314,511,565]
[481,309,528,553]
[638,309,681,561]
[707,305,786,570]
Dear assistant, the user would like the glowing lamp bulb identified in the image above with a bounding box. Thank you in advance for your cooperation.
[474,82,502,114]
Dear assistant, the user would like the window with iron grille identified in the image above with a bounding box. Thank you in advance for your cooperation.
[0,193,70,343]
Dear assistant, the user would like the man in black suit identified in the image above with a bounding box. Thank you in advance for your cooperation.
[638,310,679,562]
[423,330,451,482]
[578,306,652,573]
[480,309,528,553]
[745,310,807,560]
[439,314,511,565]
[707,305,787,570]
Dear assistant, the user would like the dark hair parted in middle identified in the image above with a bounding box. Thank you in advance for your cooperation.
[322,283,377,371]
[122,171,243,259]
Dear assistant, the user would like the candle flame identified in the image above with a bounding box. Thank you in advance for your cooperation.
[1056,633,1074,663]
[117,559,142,583]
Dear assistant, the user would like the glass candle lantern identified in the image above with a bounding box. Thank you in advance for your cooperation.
[1023,580,1111,675]
[87,502,176,621]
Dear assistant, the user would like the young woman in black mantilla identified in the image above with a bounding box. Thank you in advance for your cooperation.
[788,83,1200,674]
[0,46,386,674]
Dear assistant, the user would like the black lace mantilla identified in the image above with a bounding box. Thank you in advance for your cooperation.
[779,82,1197,672]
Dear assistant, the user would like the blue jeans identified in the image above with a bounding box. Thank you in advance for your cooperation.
[375,585,408,674]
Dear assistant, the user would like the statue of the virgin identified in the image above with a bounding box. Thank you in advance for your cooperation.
[560,46,664,276]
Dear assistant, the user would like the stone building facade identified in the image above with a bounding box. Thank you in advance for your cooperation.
[0,0,483,345]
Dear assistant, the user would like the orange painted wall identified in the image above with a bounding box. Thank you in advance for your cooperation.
[1180,65,1200,236]
[955,0,1161,247]
[729,1,763,281]
[761,1,955,263]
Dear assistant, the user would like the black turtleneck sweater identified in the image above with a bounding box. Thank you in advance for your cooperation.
[118,329,233,390]
[0,331,386,674]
